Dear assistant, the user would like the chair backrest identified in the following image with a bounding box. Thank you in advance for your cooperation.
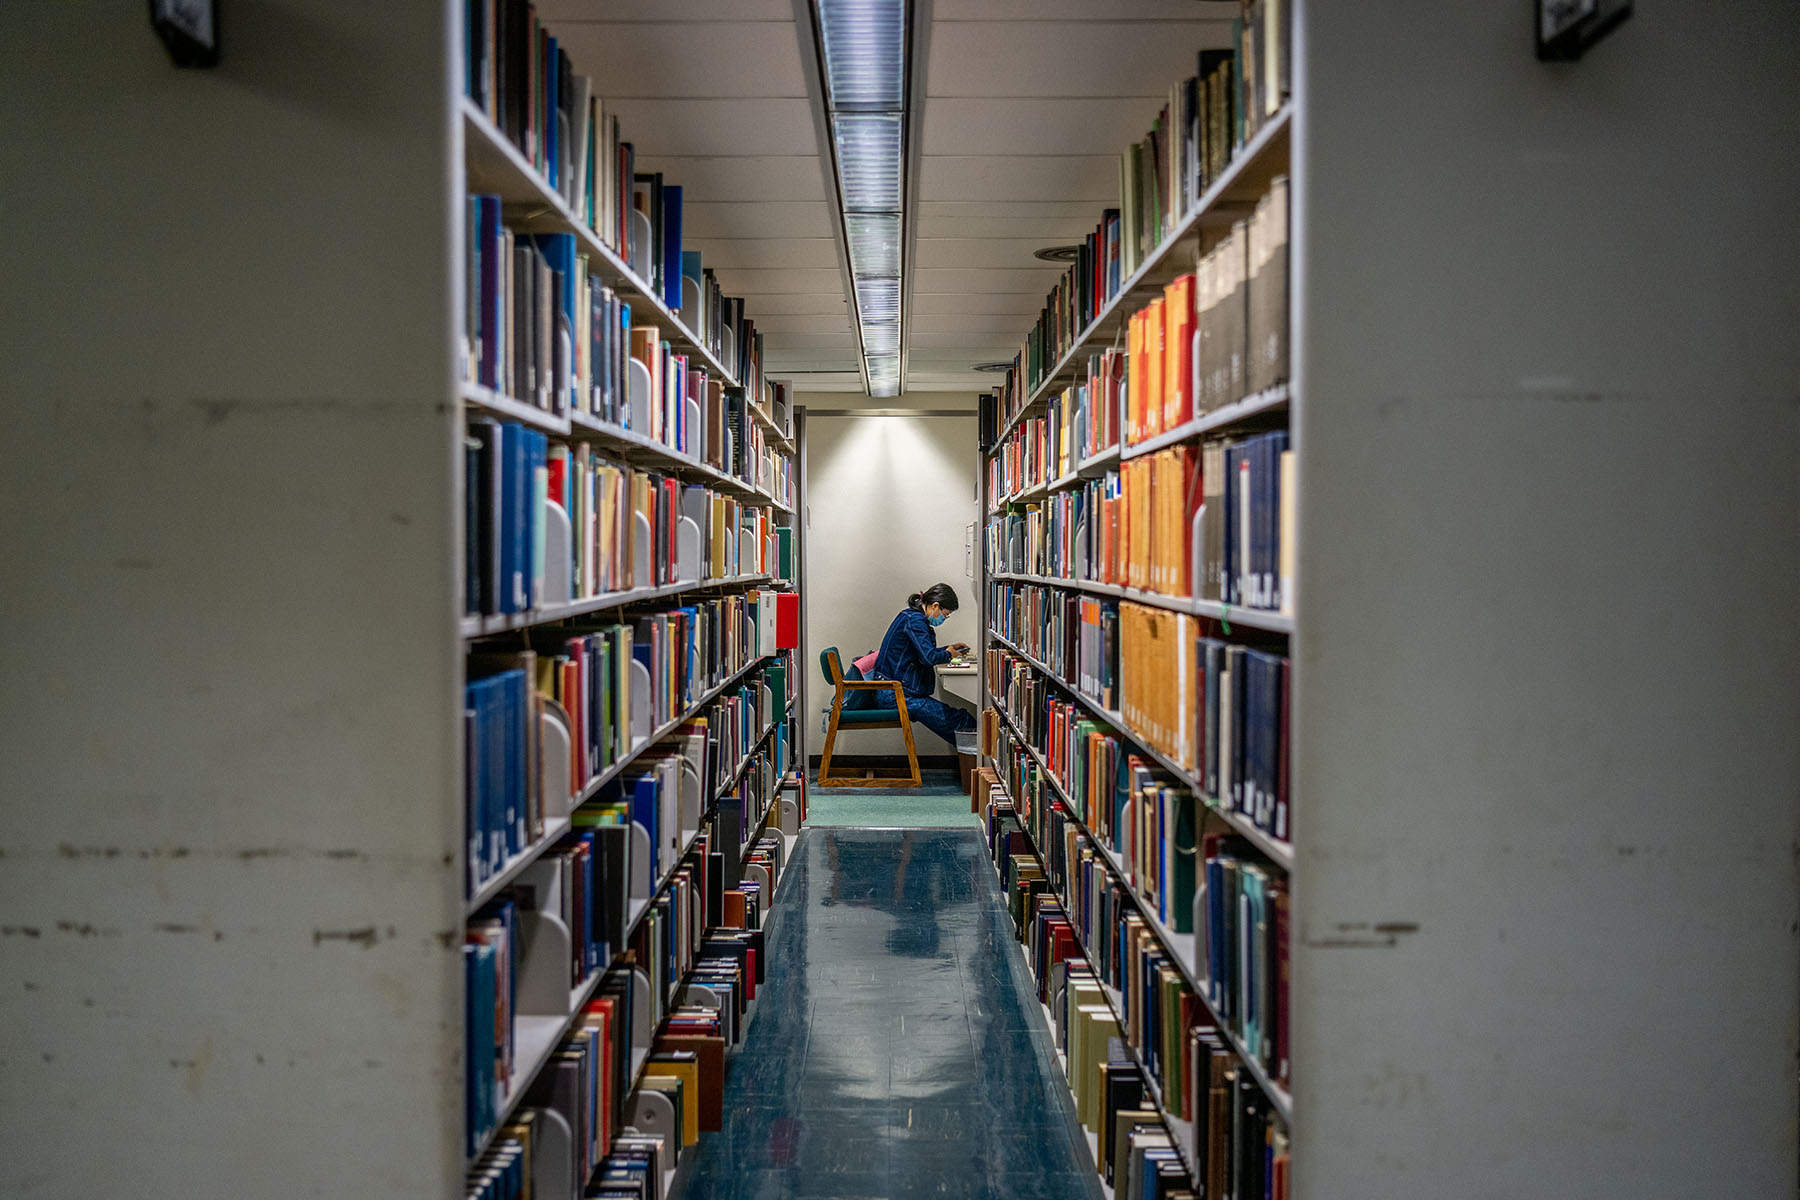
[820,646,845,687]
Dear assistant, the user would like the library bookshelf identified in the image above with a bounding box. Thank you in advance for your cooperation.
[975,16,1298,1187]
[451,5,807,1197]
[977,4,1800,1199]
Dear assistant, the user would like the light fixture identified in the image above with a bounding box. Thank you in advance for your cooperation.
[972,361,1013,373]
[1033,245,1082,263]
[844,213,901,277]
[812,0,911,399]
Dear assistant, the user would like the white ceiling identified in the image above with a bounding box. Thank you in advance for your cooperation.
[539,0,1235,398]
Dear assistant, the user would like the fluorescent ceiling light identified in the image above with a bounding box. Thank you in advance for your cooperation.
[817,0,905,111]
[861,322,899,355]
[844,213,900,277]
[832,114,903,212]
[816,0,910,398]
[854,276,900,321]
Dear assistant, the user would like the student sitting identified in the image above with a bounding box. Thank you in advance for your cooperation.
[865,582,978,746]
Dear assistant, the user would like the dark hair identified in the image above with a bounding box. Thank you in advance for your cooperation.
[907,583,960,613]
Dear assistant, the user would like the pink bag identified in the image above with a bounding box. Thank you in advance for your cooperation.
[851,649,879,678]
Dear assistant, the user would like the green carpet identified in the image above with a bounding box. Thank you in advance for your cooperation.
[805,770,979,828]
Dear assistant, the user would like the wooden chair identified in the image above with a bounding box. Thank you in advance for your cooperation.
[817,646,922,788]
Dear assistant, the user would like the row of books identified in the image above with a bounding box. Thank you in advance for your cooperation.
[985,349,1125,500]
[460,1,766,392]
[463,622,780,898]
[986,657,1197,935]
[988,427,1292,612]
[1201,835,1290,1090]
[982,781,1289,1199]
[1124,181,1291,447]
[988,581,1121,714]
[464,420,791,618]
[473,652,792,976]
[986,611,1292,847]
[461,209,781,469]
[468,826,787,1189]
[993,4,1293,417]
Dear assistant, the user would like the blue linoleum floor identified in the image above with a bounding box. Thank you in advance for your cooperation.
[806,769,981,828]
[669,828,1103,1200]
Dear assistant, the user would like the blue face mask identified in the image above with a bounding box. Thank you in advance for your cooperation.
[928,613,948,627]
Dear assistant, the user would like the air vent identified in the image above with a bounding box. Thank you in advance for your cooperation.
[971,361,1013,373]
[1033,245,1081,263]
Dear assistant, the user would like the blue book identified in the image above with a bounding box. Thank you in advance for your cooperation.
[526,427,547,610]
[617,299,633,427]
[661,184,684,310]
[495,422,521,613]
[627,774,661,876]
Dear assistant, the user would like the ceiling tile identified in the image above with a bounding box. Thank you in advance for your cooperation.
[631,156,829,202]
[919,200,1103,220]
[917,213,1100,241]
[922,98,1166,157]
[909,332,1021,351]
[914,237,1063,270]
[788,375,867,391]
[746,330,856,349]
[599,99,819,158]
[910,313,1035,335]
[914,267,1067,294]
[705,266,844,293]
[933,0,1233,19]
[685,238,841,270]
[746,314,855,335]
[911,292,1043,316]
[682,202,836,240]
[538,0,794,20]
[919,154,1118,203]
[549,22,805,98]
[733,292,851,315]
[925,19,1233,98]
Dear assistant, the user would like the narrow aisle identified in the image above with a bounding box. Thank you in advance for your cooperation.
[673,828,1104,1200]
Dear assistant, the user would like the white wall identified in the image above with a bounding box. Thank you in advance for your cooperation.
[801,404,980,758]
[1292,2,1800,1195]
[0,4,462,1196]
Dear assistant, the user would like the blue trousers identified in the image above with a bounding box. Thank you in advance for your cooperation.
[875,690,976,746]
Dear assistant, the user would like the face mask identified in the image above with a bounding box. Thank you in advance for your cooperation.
[928,614,947,627]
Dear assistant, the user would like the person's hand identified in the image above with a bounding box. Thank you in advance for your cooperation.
[947,642,971,658]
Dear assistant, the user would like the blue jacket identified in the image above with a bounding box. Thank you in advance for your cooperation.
[872,608,950,699]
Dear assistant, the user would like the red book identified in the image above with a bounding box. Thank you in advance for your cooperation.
[773,592,799,650]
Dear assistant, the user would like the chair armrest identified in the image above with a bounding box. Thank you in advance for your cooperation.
[839,680,900,689]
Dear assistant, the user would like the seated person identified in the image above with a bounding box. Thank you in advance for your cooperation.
[865,582,978,746]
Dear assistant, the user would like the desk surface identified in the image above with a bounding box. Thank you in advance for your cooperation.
[937,662,977,674]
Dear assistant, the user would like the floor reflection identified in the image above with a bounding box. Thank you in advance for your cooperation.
[670,829,1102,1200]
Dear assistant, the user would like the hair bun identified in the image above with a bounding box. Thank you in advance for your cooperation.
[907,592,924,609]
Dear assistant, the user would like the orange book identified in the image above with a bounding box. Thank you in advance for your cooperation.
[1163,273,1196,431]
[1126,309,1146,444]
[1143,296,1166,440]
